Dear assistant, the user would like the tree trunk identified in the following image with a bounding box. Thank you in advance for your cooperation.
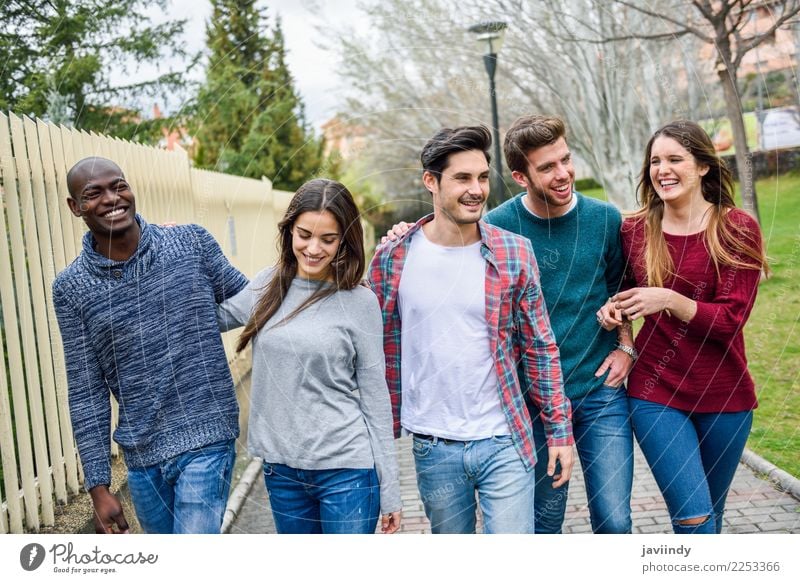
[718,65,761,223]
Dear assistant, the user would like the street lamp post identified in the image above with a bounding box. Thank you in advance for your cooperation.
[469,21,507,208]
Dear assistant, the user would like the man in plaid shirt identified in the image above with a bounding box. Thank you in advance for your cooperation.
[368,126,574,534]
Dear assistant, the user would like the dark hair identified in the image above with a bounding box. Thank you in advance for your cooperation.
[503,115,566,175]
[236,179,365,352]
[634,120,768,286]
[420,125,492,182]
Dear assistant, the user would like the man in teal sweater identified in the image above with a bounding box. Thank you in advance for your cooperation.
[484,115,636,533]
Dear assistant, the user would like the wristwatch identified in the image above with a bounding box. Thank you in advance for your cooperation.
[617,343,638,362]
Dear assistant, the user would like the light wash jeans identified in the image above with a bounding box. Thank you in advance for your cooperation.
[126,439,236,534]
[263,463,380,534]
[629,398,753,534]
[532,385,634,533]
[412,434,536,533]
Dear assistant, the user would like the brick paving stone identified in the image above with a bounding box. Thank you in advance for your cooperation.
[738,506,784,517]
[727,525,761,534]
[725,516,771,527]
[726,500,762,510]
[637,524,672,534]
[633,509,671,519]
[751,497,796,508]
[727,492,770,502]
[230,437,799,535]
[758,519,800,533]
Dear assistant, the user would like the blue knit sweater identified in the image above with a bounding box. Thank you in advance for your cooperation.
[53,216,248,491]
[484,193,623,400]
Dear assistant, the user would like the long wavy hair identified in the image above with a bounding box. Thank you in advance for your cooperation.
[633,120,768,287]
[236,179,365,352]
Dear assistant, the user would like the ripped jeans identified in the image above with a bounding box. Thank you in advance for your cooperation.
[629,398,752,534]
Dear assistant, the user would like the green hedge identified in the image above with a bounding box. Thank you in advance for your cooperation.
[574,177,601,192]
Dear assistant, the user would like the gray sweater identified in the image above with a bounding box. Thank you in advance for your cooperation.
[218,268,401,513]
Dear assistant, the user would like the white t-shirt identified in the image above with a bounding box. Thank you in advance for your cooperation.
[397,229,510,440]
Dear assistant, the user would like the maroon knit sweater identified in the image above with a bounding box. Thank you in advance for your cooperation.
[622,209,762,413]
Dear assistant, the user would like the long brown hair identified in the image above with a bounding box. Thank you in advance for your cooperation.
[236,179,365,352]
[633,120,768,287]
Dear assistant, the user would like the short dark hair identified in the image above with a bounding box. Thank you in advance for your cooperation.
[503,116,566,174]
[420,125,492,180]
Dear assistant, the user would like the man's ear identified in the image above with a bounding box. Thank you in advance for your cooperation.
[422,170,439,195]
[511,170,529,188]
[66,196,82,218]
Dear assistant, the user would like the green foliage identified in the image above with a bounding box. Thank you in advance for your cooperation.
[740,69,798,112]
[335,154,392,229]
[0,0,191,138]
[573,177,602,192]
[192,0,322,191]
[738,173,800,478]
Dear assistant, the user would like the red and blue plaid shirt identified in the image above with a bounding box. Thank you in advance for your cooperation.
[368,215,573,470]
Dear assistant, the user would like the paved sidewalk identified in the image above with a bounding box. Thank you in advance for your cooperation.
[228,437,800,534]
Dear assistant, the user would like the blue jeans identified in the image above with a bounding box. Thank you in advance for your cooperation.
[412,434,536,534]
[629,398,752,534]
[532,385,633,533]
[263,463,380,534]
[127,439,236,534]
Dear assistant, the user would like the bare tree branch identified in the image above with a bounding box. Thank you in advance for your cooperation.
[691,0,715,22]
[615,0,714,42]
[553,29,692,43]
[737,4,800,58]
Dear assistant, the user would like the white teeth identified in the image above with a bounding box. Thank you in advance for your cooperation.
[660,180,678,186]
[554,185,569,192]
[103,208,125,218]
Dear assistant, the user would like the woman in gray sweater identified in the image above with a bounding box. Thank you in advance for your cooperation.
[218,179,402,534]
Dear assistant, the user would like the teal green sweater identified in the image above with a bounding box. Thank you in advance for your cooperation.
[484,193,623,400]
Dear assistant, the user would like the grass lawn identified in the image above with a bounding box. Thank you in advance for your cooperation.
[739,174,800,478]
[581,186,607,201]
[584,176,799,477]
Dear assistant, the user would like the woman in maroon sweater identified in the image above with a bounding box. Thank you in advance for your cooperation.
[597,120,768,534]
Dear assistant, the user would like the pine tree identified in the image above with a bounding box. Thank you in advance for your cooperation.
[193,1,322,190]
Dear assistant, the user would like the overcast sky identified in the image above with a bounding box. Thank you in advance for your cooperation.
[114,0,369,131]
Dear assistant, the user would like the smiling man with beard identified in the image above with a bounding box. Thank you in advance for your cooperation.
[483,115,636,534]
[53,157,247,534]
[368,126,574,533]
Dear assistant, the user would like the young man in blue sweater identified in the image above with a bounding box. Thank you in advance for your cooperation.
[53,157,248,534]
[483,115,636,533]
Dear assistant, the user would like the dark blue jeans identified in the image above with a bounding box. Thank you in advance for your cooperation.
[532,385,634,533]
[263,463,380,534]
[629,398,753,534]
[127,439,236,534]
